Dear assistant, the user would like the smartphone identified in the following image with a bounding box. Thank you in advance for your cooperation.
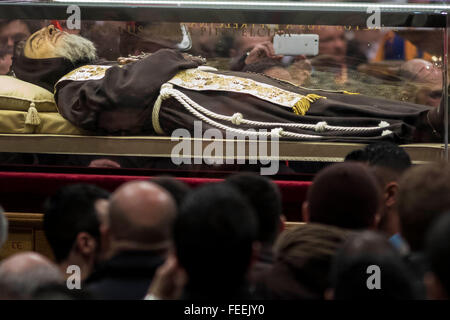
[273,34,319,56]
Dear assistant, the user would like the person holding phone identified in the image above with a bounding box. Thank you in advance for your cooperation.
[12,25,445,143]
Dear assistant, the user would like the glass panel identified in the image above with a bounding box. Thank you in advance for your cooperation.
[445,11,449,160]
[0,1,448,176]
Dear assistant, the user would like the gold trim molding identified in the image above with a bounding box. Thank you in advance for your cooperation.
[0,134,445,164]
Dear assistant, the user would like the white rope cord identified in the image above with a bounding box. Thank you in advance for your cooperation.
[168,90,321,139]
[153,83,394,139]
[154,84,321,139]
[152,91,166,135]
[159,84,390,135]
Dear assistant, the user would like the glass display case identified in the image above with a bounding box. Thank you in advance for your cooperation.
[0,0,448,179]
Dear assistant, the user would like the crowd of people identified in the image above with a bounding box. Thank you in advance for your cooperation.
[0,142,449,300]
[0,17,445,108]
[0,3,449,301]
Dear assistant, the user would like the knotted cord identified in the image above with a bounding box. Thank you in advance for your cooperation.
[152,83,393,139]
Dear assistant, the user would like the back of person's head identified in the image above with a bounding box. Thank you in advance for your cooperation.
[44,184,110,263]
[263,223,350,299]
[398,162,450,252]
[0,205,8,249]
[330,231,418,300]
[345,143,412,236]
[174,183,258,291]
[226,173,282,245]
[305,162,381,229]
[108,181,177,250]
[0,252,63,299]
[150,176,192,208]
[345,142,411,185]
[345,142,411,171]
[425,212,450,299]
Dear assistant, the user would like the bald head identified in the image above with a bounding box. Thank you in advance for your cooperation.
[109,181,177,248]
[399,59,442,85]
[0,252,58,274]
[399,59,443,107]
[0,252,63,299]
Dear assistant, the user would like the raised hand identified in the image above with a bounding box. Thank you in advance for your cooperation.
[245,41,282,65]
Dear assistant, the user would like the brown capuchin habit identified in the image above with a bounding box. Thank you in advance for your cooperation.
[12,48,435,143]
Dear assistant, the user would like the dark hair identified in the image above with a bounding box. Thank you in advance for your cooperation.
[262,223,350,299]
[150,176,191,208]
[225,173,281,244]
[345,142,411,171]
[330,231,418,300]
[345,142,412,235]
[307,162,381,229]
[44,184,110,262]
[345,142,411,183]
[398,162,450,251]
[425,211,450,296]
[174,183,257,290]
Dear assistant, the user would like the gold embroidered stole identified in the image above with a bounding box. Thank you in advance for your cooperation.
[54,65,113,92]
[169,69,324,115]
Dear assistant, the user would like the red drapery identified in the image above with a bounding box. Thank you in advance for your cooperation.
[0,172,311,221]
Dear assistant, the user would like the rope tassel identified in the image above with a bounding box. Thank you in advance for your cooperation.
[292,94,325,116]
[25,102,41,126]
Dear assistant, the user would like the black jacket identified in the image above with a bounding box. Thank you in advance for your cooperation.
[84,250,166,300]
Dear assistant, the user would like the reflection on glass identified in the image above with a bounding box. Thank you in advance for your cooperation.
[0,11,448,172]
